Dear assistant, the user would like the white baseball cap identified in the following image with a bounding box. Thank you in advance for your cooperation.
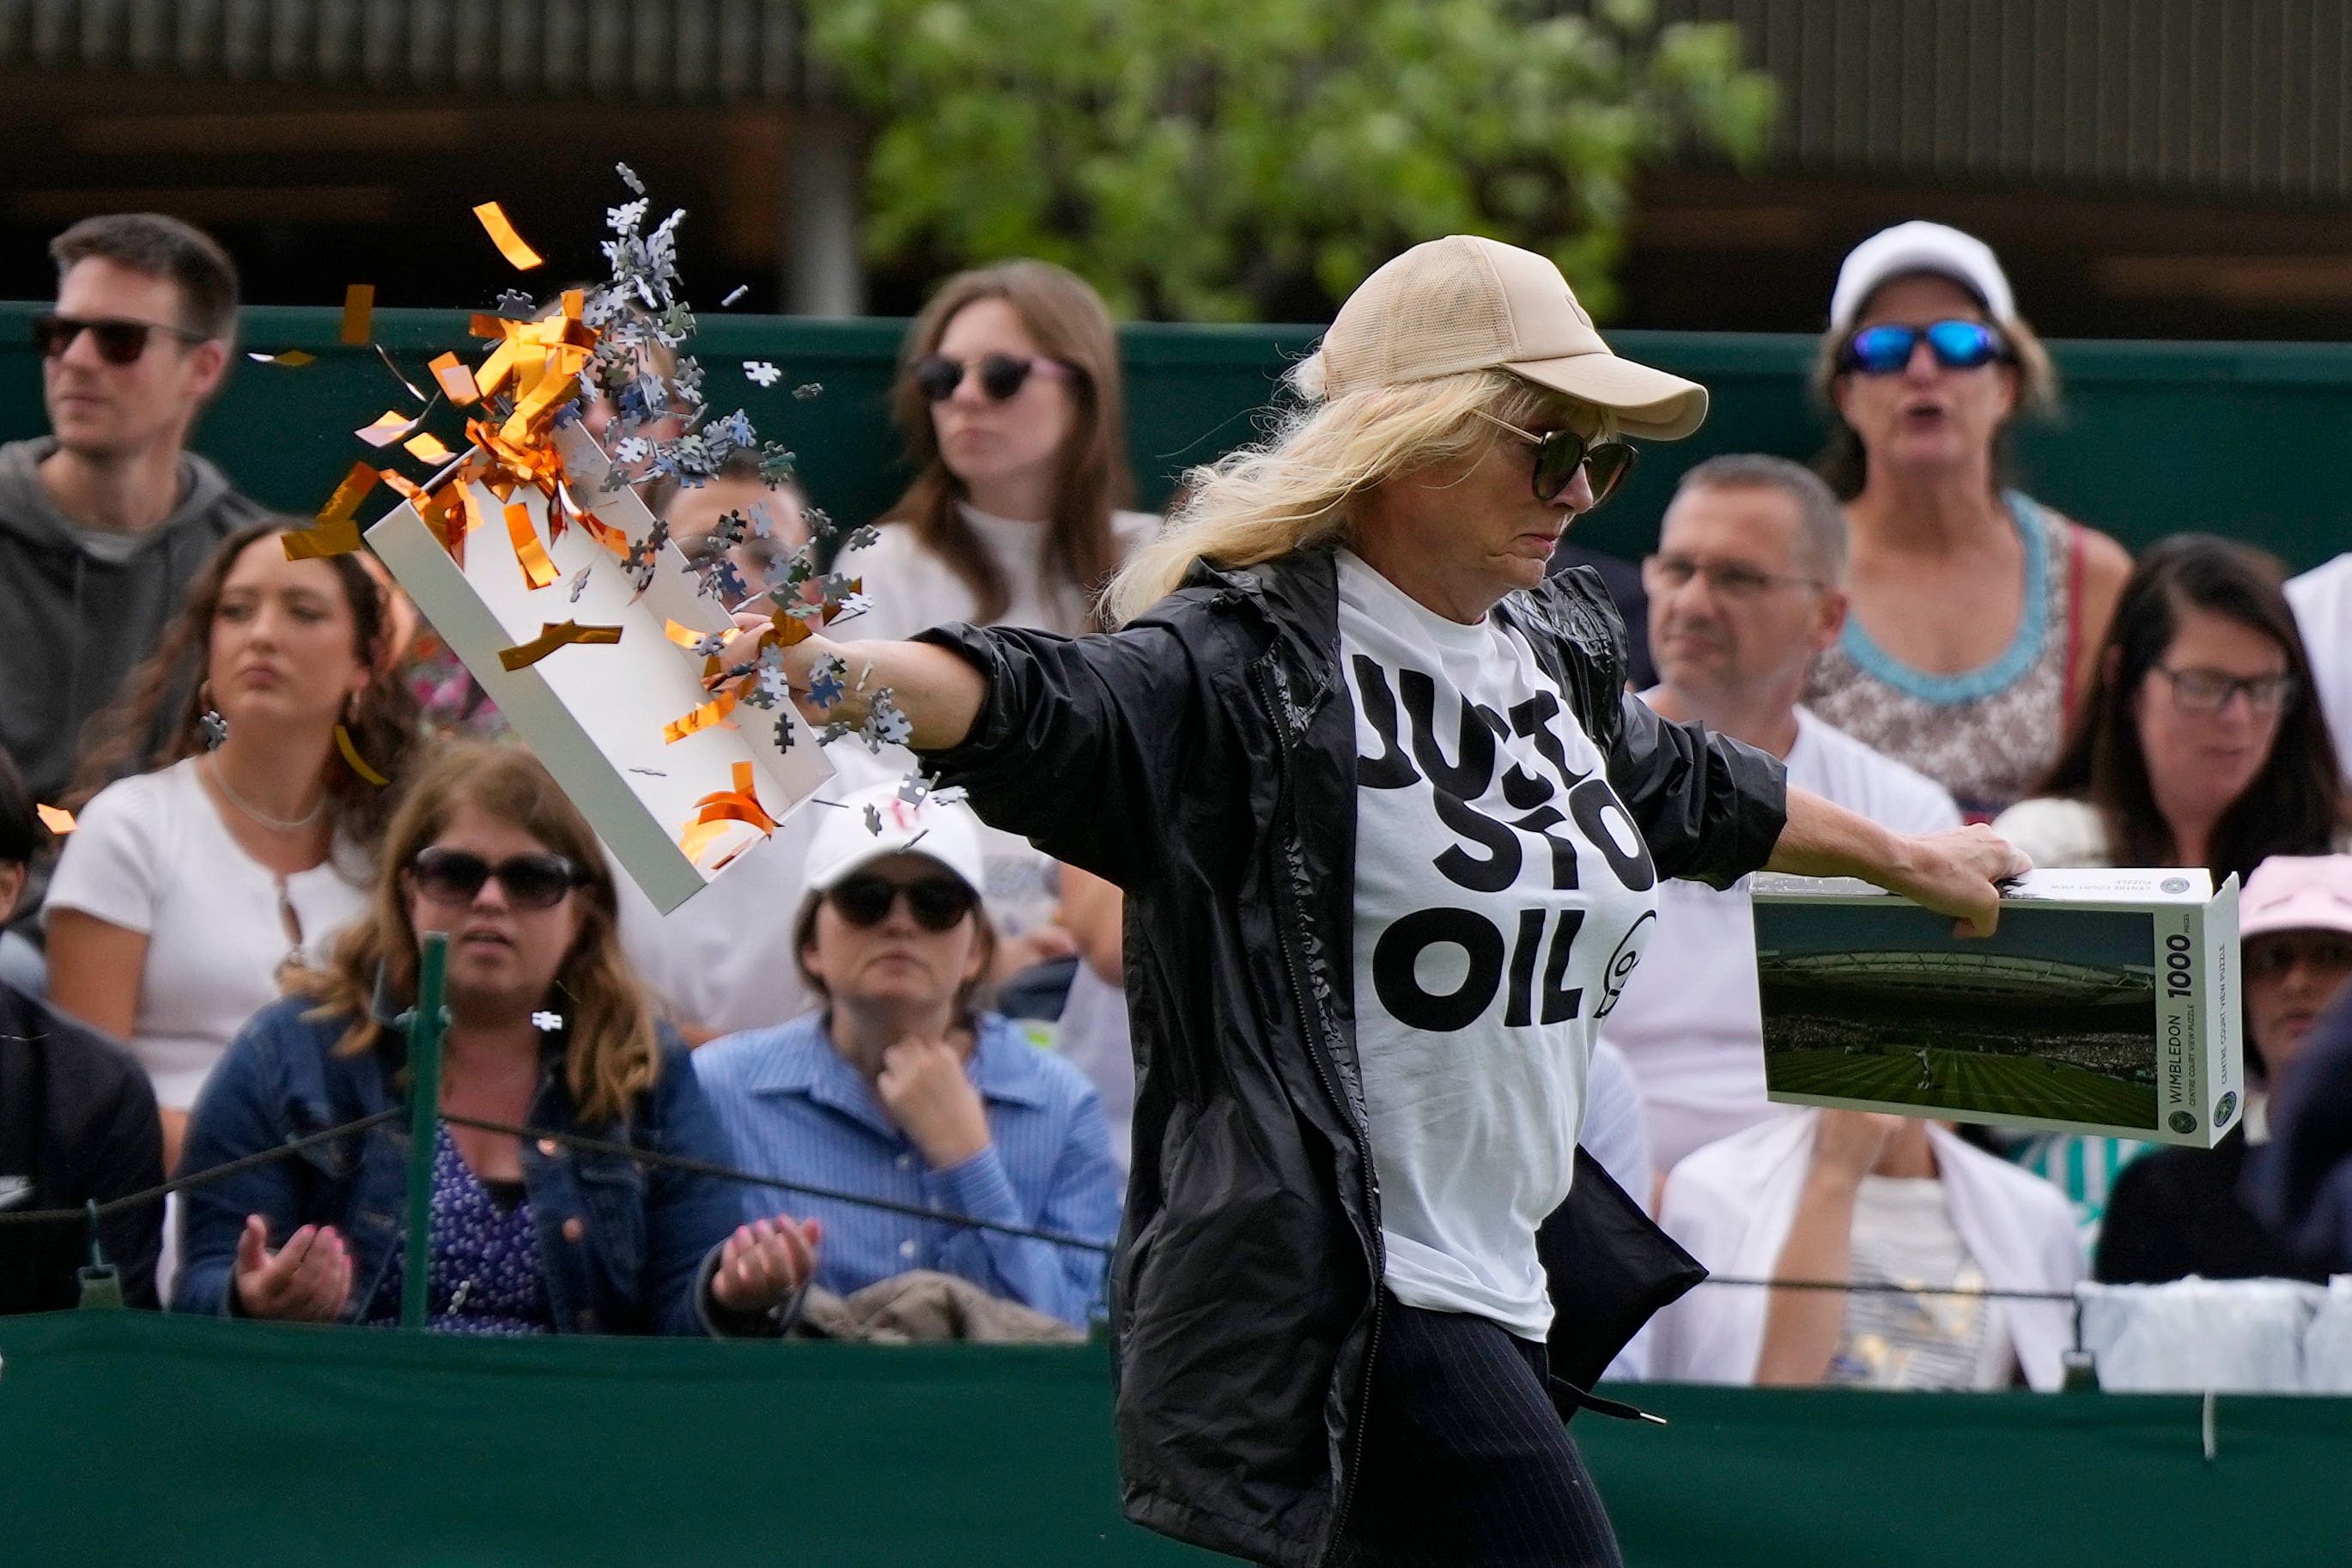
[805,781,987,896]
[1304,234,1710,441]
[1829,221,2016,332]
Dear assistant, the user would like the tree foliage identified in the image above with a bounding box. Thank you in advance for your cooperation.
[804,0,1778,321]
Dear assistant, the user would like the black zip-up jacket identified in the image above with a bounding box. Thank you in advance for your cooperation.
[916,548,1788,1566]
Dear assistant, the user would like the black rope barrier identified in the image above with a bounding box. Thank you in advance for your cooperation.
[439,1110,1117,1257]
[0,1109,404,1226]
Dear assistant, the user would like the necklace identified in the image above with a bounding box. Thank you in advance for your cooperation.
[206,755,325,833]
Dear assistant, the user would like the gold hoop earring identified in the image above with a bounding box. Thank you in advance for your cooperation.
[333,693,388,787]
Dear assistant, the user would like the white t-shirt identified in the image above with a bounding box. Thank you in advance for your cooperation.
[1339,551,1659,1340]
[831,504,1161,642]
[2287,553,2352,781]
[42,758,372,1110]
[1599,706,1960,1178]
[1828,1176,2017,1390]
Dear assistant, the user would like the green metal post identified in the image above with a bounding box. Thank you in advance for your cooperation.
[400,933,450,1330]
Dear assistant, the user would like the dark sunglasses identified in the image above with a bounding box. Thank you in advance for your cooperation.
[909,352,1073,404]
[1838,319,2010,376]
[33,312,209,366]
[1473,410,1638,507]
[827,872,980,933]
[408,847,587,911]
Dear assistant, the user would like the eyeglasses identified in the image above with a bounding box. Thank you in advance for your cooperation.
[1838,319,2011,377]
[1471,410,1638,508]
[2152,665,2299,717]
[826,872,980,933]
[1640,552,1826,599]
[408,848,587,911]
[909,352,1073,404]
[33,313,210,366]
[2245,933,2352,982]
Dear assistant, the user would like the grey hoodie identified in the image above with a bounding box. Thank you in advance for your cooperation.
[0,437,265,806]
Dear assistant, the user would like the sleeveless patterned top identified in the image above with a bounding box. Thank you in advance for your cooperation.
[1805,492,2082,822]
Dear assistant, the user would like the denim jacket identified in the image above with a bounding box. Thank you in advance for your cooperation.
[173,994,769,1337]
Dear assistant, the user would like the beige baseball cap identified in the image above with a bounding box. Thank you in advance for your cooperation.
[1304,234,1709,441]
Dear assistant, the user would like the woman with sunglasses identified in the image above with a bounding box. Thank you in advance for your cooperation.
[174,744,818,1334]
[47,520,422,1185]
[1990,537,2349,1241]
[694,782,1120,1330]
[1802,222,2131,822]
[834,258,1155,644]
[729,235,2025,1568]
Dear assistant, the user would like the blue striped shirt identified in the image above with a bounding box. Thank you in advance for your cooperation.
[692,1012,1121,1328]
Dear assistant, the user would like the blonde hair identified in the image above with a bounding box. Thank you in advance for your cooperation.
[1103,363,1562,626]
[295,743,659,1126]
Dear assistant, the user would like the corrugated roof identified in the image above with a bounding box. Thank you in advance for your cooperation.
[1669,0,2352,201]
[0,0,805,102]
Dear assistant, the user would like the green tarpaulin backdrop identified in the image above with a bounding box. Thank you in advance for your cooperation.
[5,302,2352,572]
[0,1311,2339,1566]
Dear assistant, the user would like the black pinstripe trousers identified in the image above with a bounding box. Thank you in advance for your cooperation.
[1322,1291,1626,1568]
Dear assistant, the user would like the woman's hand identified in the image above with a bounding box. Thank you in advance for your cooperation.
[877,1036,993,1170]
[708,1214,824,1315]
[721,613,988,749]
[1884,825,2033,938]
[231,1215,352,1322]
[1768,791,2031,938]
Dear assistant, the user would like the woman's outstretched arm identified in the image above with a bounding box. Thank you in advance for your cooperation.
[1767,787,2031,937]
[744,623,988,748]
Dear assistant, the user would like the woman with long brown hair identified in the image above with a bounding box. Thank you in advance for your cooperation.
[833,259,1156,641]
[173,744,817,1334]
[1994,533,2348,1240]
[46,519,422,1172]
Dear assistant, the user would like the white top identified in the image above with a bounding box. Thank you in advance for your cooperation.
[2287,552,2352,781]
[42,758,372,1110]
[1338,550,1658,1340]
[830,504,1162,642]
[1830,1176,2017,1390]
[1599,706,1960,1179]
[1648,1111,2085,1390]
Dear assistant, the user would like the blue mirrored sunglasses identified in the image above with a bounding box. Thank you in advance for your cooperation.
[1838,319,2010,376]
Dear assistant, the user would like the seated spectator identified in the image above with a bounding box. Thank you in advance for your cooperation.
[1802,221,2130,821]
[2249,963,2352,1273]
[1995,535,2347,1235]
[2286,547,2352,780]
[0,748,162,1311]
[2097,854,2352,1284]
[46,520,423,1178]
[1650,1109,2083,1389]
[174,743,817,1334]
[695,781,1121,1330]
[1601,455,1960,1180]
[1,214,259,814]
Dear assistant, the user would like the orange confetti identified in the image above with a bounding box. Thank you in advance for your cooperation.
[505,501,559,590]
[679,763,781,868]
[36,804,75,836]
[664,620,712,648]
[428,351,480,405]
[317,463,380,526]
[339,283,375,345]
[248,349,315,367]
[472,201,544,270]
[576,510,632,560]
[283,519,364,560]
[662,688,740,745]
[403,431,455,465]
[356,408,418,448]
[497,620,623,672]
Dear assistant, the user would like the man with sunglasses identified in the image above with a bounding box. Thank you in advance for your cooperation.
[0,214,260,817]
[1601,454,1961,1180]
[694,782,1120,1331]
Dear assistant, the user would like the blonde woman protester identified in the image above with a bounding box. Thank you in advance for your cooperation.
[48,520,422,1176]
[732,236,2026,1568]
[1803,222,2131,821]
[174,744,817,1334]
